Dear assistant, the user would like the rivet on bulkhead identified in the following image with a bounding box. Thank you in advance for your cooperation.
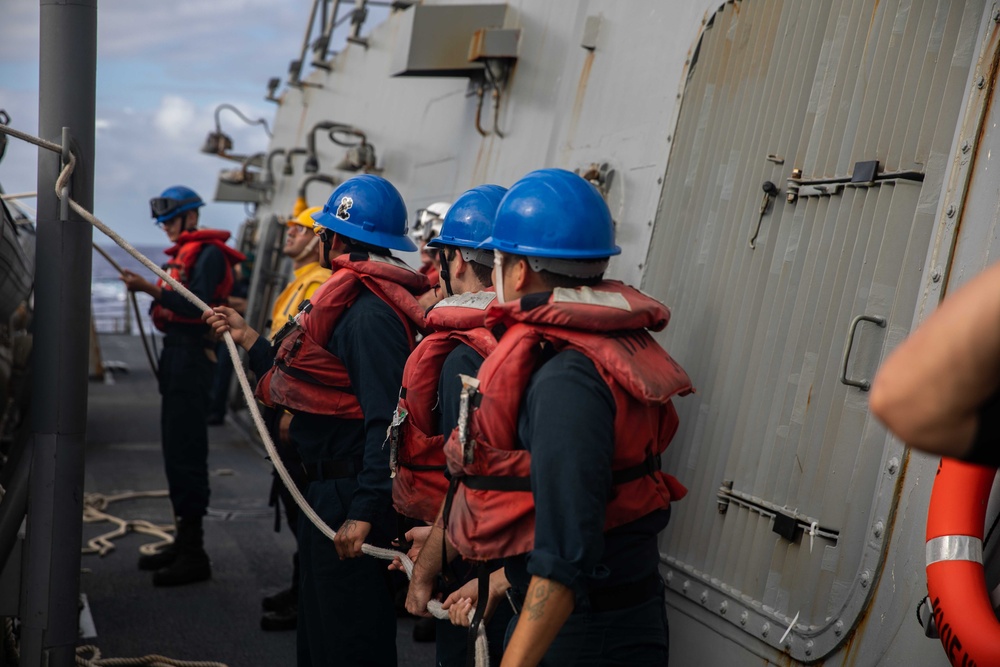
[860,570,871,588]
[719,601,728,615]
[762,622,770,638]
[700,590,709,604]
[946,204,957,218]
[887,458,899,475]
[740,611,749,626]
[834,619,845,636]
[874,521,884,539]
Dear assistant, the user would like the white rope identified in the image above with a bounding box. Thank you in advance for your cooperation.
[35,139,489,661]
[76,645,228,667]
[82,491,174,557]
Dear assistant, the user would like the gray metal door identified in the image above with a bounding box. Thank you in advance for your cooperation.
[644,0,985,660]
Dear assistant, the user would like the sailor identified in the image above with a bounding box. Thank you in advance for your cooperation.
[121,185,245,586]
[412,201,450,310]
[260,206,332,632]
[408,169,693,665]
[871,259,1000,465]
[389,185,513,666]
[204,174,429,667]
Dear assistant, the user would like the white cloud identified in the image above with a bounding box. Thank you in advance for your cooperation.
[153,95,197,139]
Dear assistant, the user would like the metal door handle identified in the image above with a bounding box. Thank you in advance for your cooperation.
[840,314,886,391]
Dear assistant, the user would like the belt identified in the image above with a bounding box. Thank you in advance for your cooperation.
[303,457,364,482]
[508,573,663,615]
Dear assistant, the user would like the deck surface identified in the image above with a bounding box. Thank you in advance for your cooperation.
[81,333,436,666]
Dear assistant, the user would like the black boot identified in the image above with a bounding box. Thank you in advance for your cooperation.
[152,516,211,587]
[262,552,299,611]
[137,542,177,571]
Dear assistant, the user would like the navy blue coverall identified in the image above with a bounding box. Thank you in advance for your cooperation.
[249,287,407,667]
[156,244,225,520]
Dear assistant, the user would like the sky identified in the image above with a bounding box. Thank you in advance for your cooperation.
[0,0,385,246]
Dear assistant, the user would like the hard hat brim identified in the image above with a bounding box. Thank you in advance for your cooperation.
[312,210,419,252]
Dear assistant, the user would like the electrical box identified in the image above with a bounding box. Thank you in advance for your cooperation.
[468,28,520,62]
[391,4,508,77]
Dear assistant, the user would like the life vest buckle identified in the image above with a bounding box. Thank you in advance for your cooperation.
[387,403,408,478]
[457,374,481,465]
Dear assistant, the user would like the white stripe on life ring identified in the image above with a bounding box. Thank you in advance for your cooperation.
[926,535,983,566]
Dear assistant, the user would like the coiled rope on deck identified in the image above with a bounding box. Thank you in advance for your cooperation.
[82,491,174,557]
[76,645,228,667]
[0,123,489,666]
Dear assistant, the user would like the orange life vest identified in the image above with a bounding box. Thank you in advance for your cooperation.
[255,253,429,417]
[151,229,246,331]
[443,281,693,561]
[391,291,498,523]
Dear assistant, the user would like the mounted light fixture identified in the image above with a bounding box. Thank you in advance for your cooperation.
[336,142,377,172]
[201,103,273,160]
[304,121,376,174]
[283,147,309,176]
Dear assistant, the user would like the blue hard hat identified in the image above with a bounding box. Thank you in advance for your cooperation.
[311,175,417,252]
[427,184,507,251]
[481,168,620,259]
[150,185,204,224]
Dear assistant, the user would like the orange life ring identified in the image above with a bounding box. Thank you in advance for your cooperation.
[926,458,1000,667]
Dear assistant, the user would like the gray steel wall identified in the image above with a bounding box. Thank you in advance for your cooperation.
[644,0,985,662]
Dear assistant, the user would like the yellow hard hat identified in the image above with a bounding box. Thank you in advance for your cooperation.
[289,206,322,229]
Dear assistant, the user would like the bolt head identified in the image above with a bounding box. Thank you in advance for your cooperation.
[946,204,957,218]
[978,76,986,89]
[962,141,971,153]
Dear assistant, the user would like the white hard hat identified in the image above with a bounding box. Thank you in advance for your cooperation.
[412,201,451,243]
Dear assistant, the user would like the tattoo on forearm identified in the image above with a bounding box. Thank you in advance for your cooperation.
[341,519,357,536]
[525,581,557,621]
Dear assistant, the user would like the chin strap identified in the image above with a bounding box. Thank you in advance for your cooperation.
[293,235,320,263]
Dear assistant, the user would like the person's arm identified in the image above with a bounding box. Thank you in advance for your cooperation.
[404,520,451,617]
[503,351,616,664]
[501,576,574,667]
[871,261,1000,458]
[333,295,411,557]
[159,245,227,318]
[443,566,511,627]
[203,307,270,376]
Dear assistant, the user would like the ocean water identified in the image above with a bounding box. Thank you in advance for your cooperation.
[91,244,167,335]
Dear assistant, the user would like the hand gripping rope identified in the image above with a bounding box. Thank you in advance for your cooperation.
[0,124,489,667]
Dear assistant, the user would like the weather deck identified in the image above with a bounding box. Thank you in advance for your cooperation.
[80,333,435,666]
